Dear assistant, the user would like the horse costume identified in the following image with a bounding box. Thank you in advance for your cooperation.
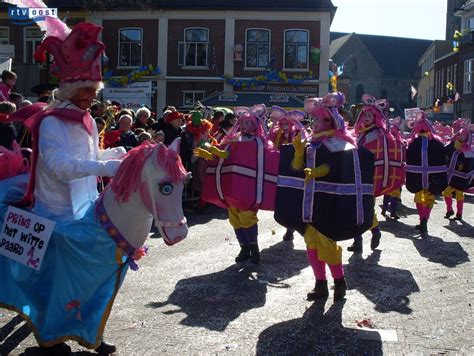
[0,141,188,349]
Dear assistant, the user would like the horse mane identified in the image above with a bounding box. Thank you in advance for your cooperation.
[110,142,187,203]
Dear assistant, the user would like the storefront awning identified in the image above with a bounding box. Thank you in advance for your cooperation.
[201,92,305,110]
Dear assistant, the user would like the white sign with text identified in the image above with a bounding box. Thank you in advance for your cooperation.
[404,107,422,121]
[1,206,56,271]
[103,81,153,110]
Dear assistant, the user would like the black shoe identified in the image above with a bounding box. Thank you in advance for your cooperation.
[95,340,117,355]
[390,211,400,220]
[235,245,251,263]
[455,213,463,221]
[282,230,294,241]
[444,210,454,219]
[249,244,260,264]
[38,343,71,356]
[415,219,427,233]
[307,280,329,301]
[347,237,362,253]
[370,228,381,250]
[333,277,347,301]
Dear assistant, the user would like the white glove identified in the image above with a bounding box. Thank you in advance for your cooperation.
[98,159,122,177]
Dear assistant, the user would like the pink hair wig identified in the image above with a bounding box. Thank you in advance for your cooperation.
[110,142,187,203]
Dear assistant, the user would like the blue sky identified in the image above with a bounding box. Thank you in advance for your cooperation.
[331,0,447,40]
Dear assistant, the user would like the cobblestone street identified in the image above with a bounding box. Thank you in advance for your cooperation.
[1,192,473,355]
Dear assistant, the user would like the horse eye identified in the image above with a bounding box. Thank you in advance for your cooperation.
[159,183,173,195]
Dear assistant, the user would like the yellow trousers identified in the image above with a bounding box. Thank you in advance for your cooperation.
[228,207,258,229]
[414,190,435,208]
[442,186,464,201]
[303,224,342,265]
[386,189,401,198]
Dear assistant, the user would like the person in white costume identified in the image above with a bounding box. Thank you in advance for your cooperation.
[17,23,126,225]
[33,84,125,221]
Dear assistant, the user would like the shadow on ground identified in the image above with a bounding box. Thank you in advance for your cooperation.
[345,251,419,314]
[443,218,474,239]
[256,299,383,354]
[0,315,31,355]
[145,241,308,331]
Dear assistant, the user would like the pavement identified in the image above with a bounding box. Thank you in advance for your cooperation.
[1,191,473,355]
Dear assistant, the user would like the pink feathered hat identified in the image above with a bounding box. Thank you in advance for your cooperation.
[354,94,389,132]
[34,23,105,84]
[408,111,442,143]
[307,91,346,131]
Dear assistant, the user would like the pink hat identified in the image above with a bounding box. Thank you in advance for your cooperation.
[309,91,346,131]
[35,23,105,84]
[354,94,389,132]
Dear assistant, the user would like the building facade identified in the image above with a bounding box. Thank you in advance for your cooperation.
[0,1,336,113]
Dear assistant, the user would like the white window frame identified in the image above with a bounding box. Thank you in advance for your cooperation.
[0,26,9,45]
[464,59,474,94]
[23,26,43,64]
[118,27,143,68]
[178,28,209,69]
[182,90,205,108]
[283,29,309,71]
[245,28,271,70]
[441,68,445,97]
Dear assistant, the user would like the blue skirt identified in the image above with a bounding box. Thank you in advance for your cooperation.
[0,176,129,348]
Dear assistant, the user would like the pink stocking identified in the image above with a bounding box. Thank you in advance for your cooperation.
[328,263,344,279]
[416,203,424,219]
[457,200,464,215]
[424,206,432,220]
[306,248,326,280]
[444,197,453,212]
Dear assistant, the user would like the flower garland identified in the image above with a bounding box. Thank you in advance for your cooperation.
[223,69,318,89]
[103,65,161,87]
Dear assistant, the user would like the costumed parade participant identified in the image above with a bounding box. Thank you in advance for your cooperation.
[381,116,407,219]
[405,112,447,233]
[443,126,473,220]
[350,95,404,252]
[267,106,305,241]
[194,105,278,264]
[275,92,375,301]
[0,13,189,355]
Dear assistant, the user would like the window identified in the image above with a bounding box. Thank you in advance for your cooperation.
[183,91,205,108]
[461,110,472,120]
[245,29,270,69]
[467,17,474,30]
[356,84,365,101]
[0,27,9,45]
[24,27,43,64]
[178,28,209,67]
[464,59,474,94]
[454,63,458,89]
[284,30,309,70]
[441,68,445,97]
[119,28,142,67]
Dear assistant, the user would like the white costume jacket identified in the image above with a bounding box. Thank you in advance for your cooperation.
[33,101,125,221]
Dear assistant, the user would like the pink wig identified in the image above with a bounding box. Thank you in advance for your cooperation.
[110,142,187,203]
[408,112,442,143]
[354,94,389,133]
[309,92,357,146]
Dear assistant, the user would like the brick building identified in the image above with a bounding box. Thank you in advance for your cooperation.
[0,0,336,112]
